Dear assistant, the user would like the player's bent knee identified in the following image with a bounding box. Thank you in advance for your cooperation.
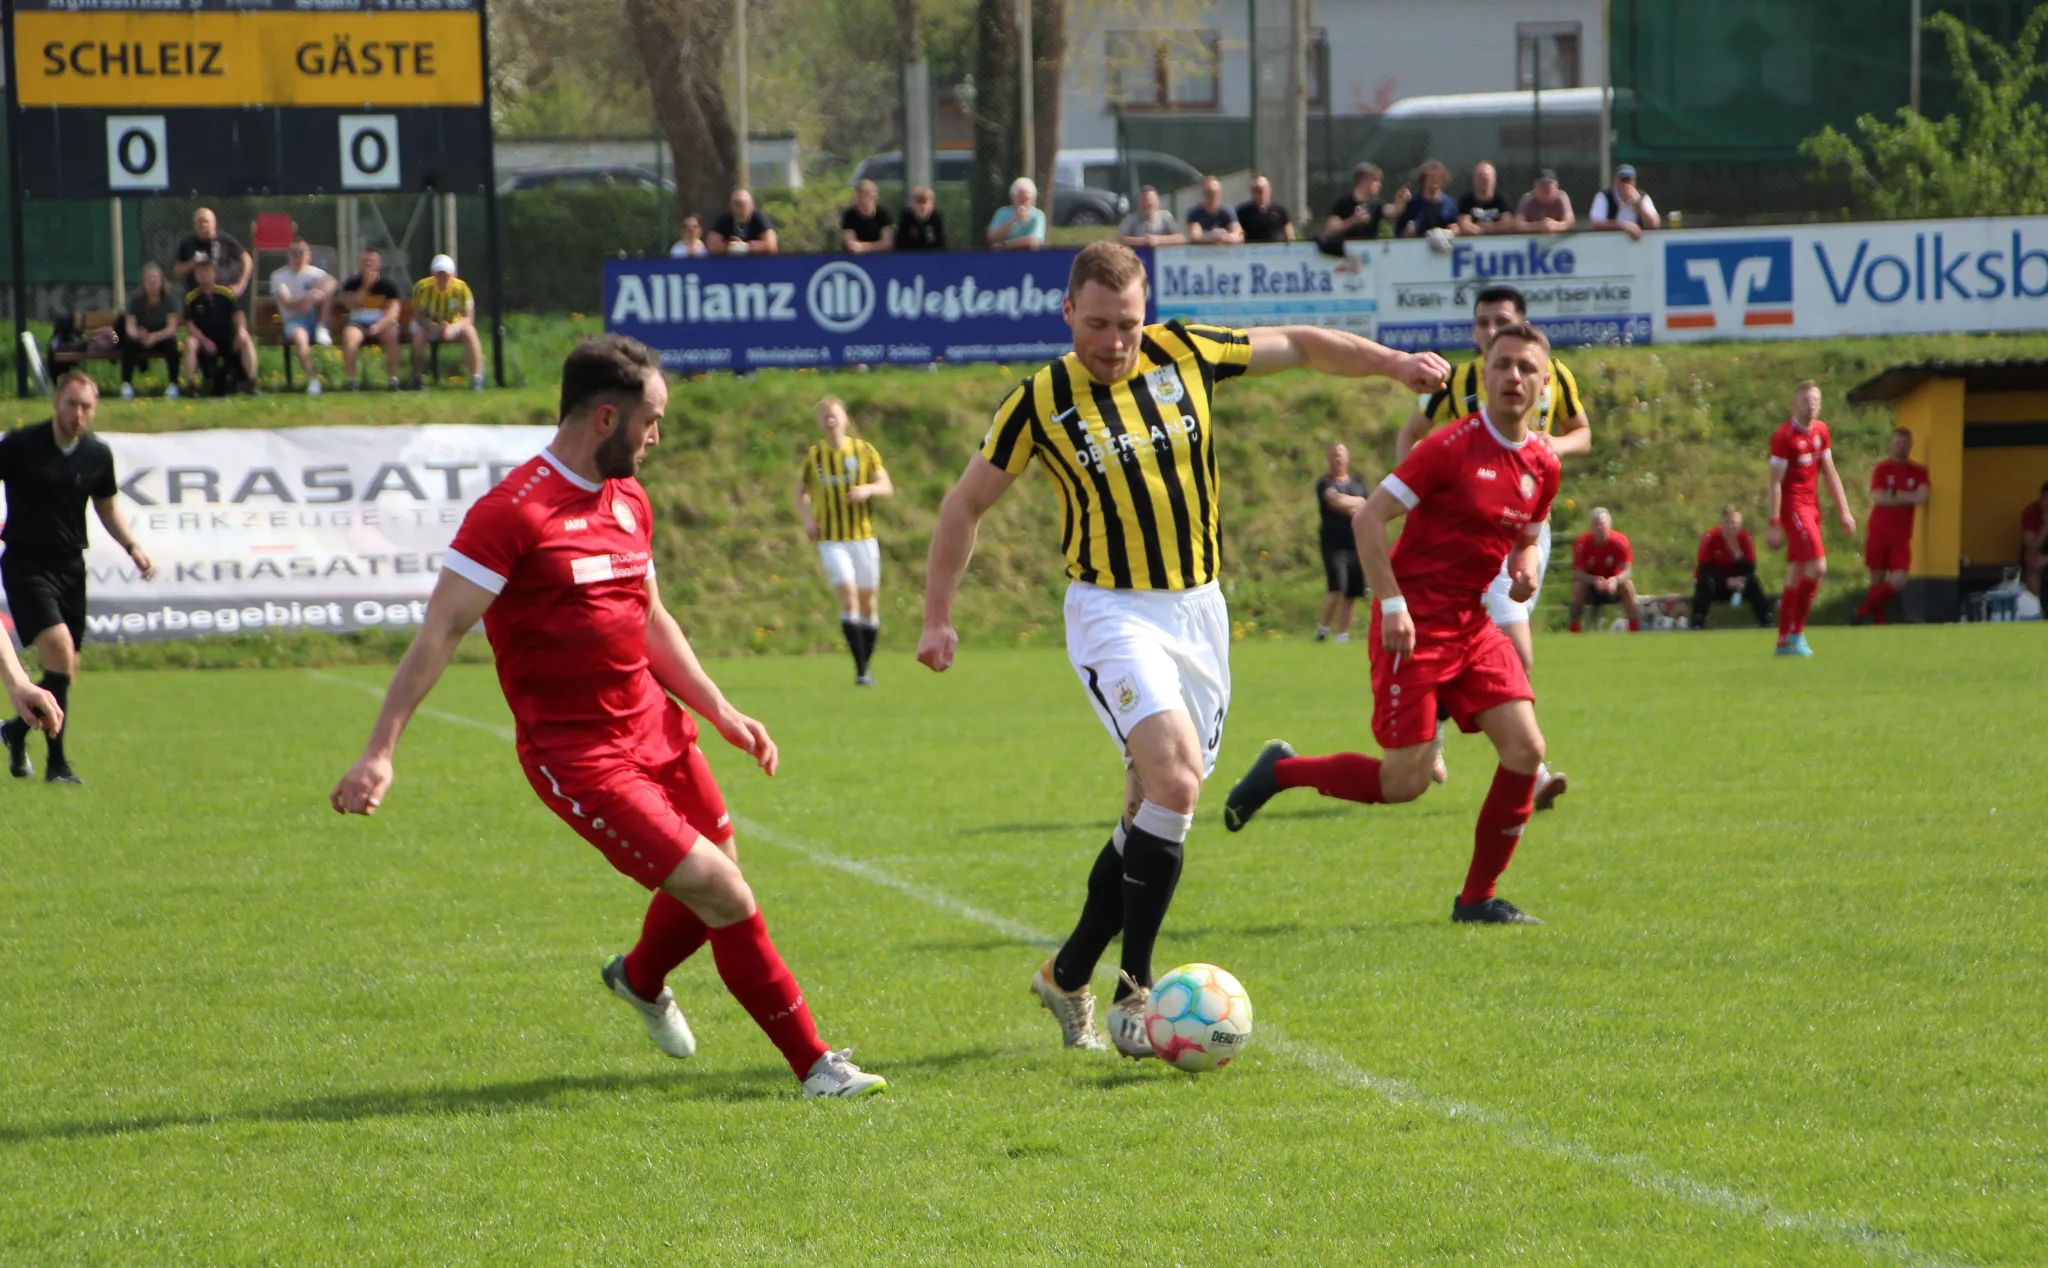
[659,844,756,926]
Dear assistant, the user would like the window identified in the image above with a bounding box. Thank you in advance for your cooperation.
[1516,22,1582,91]
[1107,30,1222,111]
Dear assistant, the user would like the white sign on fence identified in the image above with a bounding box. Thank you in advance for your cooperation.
[1151,241,1377,333]
[1373,232,1654,351]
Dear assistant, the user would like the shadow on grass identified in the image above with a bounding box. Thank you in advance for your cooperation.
[959,820,1104,837]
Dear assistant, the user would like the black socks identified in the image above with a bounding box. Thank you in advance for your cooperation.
[1117,823,1185,1001]
[1053,831,1125,992]
[40,673,70,767]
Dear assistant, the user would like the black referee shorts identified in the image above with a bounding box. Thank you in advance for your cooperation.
[2,554,87,648]
[1322,545,1366,599]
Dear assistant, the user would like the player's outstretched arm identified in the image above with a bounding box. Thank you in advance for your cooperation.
[1546,410,1593,458]
[330,570,495,815]
[918,456,1018,673]
[1,637,61,735]
[1352,487,1415,655]
[1819,450,1857,537]
[643,574,778,776]
[1244,326,1450,394]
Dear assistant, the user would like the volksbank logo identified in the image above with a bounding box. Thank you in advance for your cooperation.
[1665,240,1794,331]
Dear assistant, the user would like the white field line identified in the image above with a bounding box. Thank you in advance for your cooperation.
[307,672,1960,1267]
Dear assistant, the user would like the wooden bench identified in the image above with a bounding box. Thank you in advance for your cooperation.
[49,310,124,372]
[254,297,437,387]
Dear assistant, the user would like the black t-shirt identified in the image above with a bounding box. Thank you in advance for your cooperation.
[711,209,775,243]
[184,285,240,346]
[1236,201,1292,243]
[1187,203,1239,233]
[841,205,893,245]
[0,421,117,563]
[1316,474,1369,551]
[127,288,178,334]
[175,232,246,284]
[1327,193,1383,240]
[341,275,403,318]
[1459,190,1512,226]
[896,208,947,251]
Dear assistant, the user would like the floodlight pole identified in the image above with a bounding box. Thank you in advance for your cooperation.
[4,0,28,398]
[477,0,506,387]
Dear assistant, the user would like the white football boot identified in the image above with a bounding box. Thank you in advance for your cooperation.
[1106,971,1155,1060]
[601,954,697,1059]
[1031,958,1107,1051]
[801,1048,888,1098]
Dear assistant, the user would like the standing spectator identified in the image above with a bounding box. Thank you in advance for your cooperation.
[1693,506,1774,629]
[2022,482,2048,596]
[1236,175,1294,243]
[841,180,895,253]
[1396,160,1460,238]
[172,207,253,298]
[669,215,708,258]
[986,178,1047,251]
[119,263,180,400]
[1116,186,1185,247]
[1568,508,1640,632]
[1323,163,1403,242]
[896,187,948,251]
[409,254,484,392]
[1314,443,1369,643]
[1456,161,1517,236]
[708,190,778,255]
[269,238,336,396]
[1185,177,1243,244]
[339,248,404,392]
[1587,165,1660,240]
[180,256,257,395]
[1516,170,1575,233]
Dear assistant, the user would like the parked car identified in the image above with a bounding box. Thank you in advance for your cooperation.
[1053,149,1206,208]
[849,151,1128,227]
[498,165,675,194]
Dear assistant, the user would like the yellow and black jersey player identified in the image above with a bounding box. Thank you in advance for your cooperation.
[917,240,1449,1059]
[796,395,893,685]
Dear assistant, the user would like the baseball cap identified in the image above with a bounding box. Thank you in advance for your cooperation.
[430,253,455,274]
[1536,168,1558,184]
[1615,164,1638,180]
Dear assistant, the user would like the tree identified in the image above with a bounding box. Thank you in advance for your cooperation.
[1031,0,1065,218]
[623,0,740,226]
[1801,2,2048,219]
[970,0,1020,231]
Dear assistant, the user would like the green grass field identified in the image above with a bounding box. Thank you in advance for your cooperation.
[2,626,2042,1264]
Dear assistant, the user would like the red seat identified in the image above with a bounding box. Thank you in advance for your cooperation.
[252,213,296,251]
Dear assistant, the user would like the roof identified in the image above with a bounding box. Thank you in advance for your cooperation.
[1846,360,2048,404]
[1381,87,1609,120]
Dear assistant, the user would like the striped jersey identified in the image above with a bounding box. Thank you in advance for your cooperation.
[411,276,474,325]
[1423,354,1583,435]
[801,437,886,541]
[980,320,1252,590]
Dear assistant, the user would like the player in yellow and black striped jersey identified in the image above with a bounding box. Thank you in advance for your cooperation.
[918,241,1449,1058]
[408,255,485,391]
[797,397,893,685]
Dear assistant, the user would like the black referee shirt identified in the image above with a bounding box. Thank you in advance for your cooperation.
[0,422,117,564]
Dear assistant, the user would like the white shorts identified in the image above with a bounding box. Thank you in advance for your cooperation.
[816,538,881,589]
[1483,519,1552,627]
[1064,581,1232,778]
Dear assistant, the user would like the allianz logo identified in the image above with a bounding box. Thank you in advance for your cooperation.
[610,262,1065,333]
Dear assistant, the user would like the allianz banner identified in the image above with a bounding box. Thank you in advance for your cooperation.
[1151,242,1377,333]
[604,250,1147,372]
[0,425,554,644]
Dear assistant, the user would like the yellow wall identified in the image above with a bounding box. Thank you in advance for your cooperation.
[1960,390,2048,568]
[1897,380,1964,579]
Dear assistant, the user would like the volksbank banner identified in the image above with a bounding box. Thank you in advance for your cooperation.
[1151,242,1376,332]
[0,425,554,644]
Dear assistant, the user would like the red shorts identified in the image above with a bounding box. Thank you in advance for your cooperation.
[1368,612,1533,750]
[1864,531,1910,573]
[522,742,733,889]
[1783,506,1824,563]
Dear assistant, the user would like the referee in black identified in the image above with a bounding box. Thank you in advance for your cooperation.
[1313,442,1369,642]
[1,371,155,783]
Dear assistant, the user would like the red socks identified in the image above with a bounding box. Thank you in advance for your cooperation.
[1274,753,1384,804]
[1627,617,1641,632]
[623,890,709,1001]
[1459,765,1538,905]
[708,910,830,1078]
[1779,578,1820,639]
[1859,582,1896,623]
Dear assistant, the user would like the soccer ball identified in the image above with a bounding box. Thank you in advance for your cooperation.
[1143,963,1254,1072]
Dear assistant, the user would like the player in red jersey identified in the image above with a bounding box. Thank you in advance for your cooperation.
[330,336,885,1098]
[1766,380,1855,657]
[1222,323,1562,924]
[1567,507,1639,632]
[1855,426,1929,625]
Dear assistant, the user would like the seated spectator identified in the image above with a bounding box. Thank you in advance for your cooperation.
[173,206,253,299]
[410,254,484,392]
[1236,175,1294,243]
[1516,170,1575,233]
[339,248,403,392]
[1396,160,1459,238]
[2024,482,2048,596]
[269,238,336,396]
[1569,507,1639,632]
[669,215,708,258]
[1185,177,1243,244]
[709,189,778,255]
[1323,163,1402,242]
[1456,161,1517,236]
[842,180,895,253]
[896,186,947,251]
[119,262,180,399]
[1117,186,1186,247]
[181,255,257,396]
[1587,165,1660,240]
[986,177,1047,251]
[1692,505,1774,628]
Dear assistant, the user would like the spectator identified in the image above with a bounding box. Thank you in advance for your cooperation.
[269,238,336,396]
[1587,165,1660,240]
[2023,481,2048,596]
[1396,160,1459,238]
[1456,161,1517,236]
[180,256,257,395]
[841,180,895,254]
[668,215,708,258]
[1236,175,1294,243]
[410,254,484,392]
[1569,507,1639,632]
[173,207,254,298]
[1116,186,1186,247]
[986,177,1047,251]
[1185,177,1242,244]
[119,262,180,400]
[1692,505,1774,629]
[1314,442,1369,643]
[896,187,948,251]
[339,248,403,392]
[1323,163,1402,242]
[708,189,778,255]
[1516,169,1575,233]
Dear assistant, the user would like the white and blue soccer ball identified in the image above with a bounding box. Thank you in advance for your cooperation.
[1143,963,1254,1073]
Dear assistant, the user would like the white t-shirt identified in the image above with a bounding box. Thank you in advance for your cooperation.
[270,264,332,313]
[669,239,707,258]
[1589,188,1658,226]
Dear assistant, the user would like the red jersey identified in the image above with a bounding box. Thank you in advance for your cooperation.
[1572,529,1632,578]
[2024,502,2043,535]
[1696,526,1755,572]
[1867,459,1928,540]
[1383,412,1560,631]
[444,451,682,761]
[1768,419,1832,512]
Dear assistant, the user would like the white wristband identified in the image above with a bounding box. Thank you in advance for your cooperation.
[1379,596,1408,616]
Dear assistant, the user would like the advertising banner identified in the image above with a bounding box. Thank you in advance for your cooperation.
[0,425,554,644]
[605,249,1131,372]
[1150,242,1377,333]
[1373,233,1653,351]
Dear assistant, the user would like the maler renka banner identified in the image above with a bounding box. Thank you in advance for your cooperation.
[0,426,554,644]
